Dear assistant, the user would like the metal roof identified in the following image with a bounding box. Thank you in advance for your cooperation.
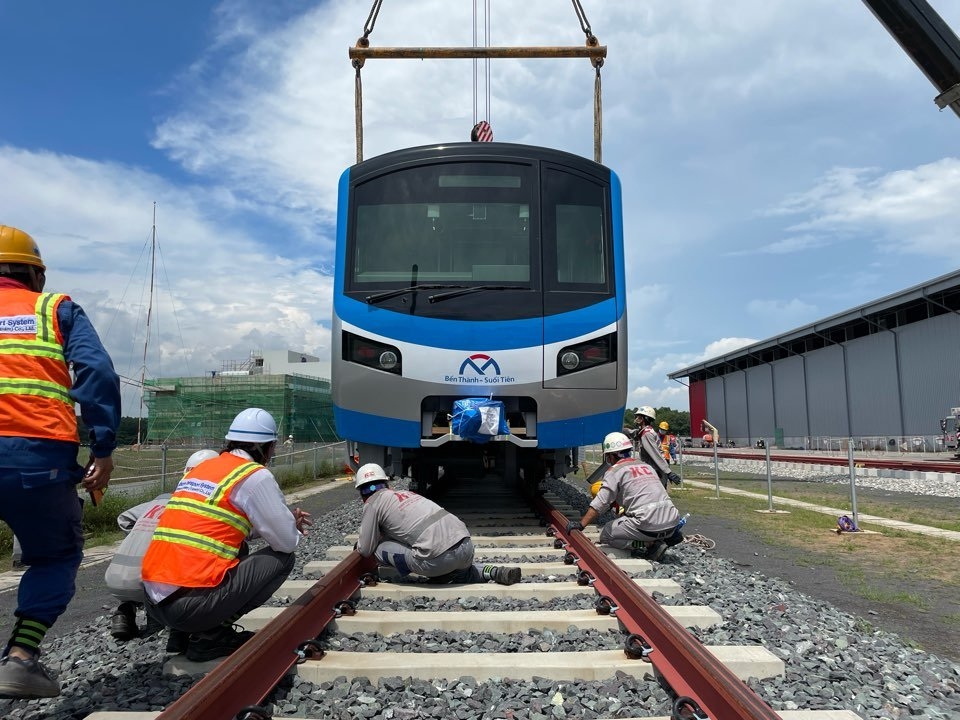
[668,266,960,379]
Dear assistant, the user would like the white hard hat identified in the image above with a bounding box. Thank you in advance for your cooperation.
[602,432,633,454]
[184,449,218,473]
[354,463,389,489]
[636,406,656,421]
[225,408,278,443]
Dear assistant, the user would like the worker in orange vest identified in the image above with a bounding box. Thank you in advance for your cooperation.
[0,225,120,699]
[141,408,312,663]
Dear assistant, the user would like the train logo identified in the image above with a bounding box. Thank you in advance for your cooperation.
[459,354,501,377]
[444,354,516,384]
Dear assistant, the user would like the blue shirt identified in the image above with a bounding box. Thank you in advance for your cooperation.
[0,279,121,474]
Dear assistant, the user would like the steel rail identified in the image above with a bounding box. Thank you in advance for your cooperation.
[156,552,377,720]
[533,496,781,720]
[349,45,607,61]
[682,448,960,473]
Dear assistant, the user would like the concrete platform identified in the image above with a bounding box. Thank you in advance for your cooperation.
[86,711,863,720]
[239,605,722,633]
[342,531,600,546]
[304,558,651,577]
[322,544,638,560]
[291,646,785,683]
[277,578,683,601]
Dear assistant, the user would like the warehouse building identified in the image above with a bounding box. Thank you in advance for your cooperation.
[143,349,338,445]
[667,269,960,449]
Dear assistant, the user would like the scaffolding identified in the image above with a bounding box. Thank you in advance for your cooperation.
[143,373,339,446]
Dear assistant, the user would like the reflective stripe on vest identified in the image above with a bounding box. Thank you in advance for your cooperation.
[0,289,76,442]
[141,455,259,588]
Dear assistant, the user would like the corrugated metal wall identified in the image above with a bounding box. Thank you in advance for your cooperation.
[845,331,900,436]
[724,372,748,440]
[803,345,849,436]
[772,356,807,438]
[746,365,775,440]
[689,380,707,441]
[898,313,960,434]
[686,308,960,443]
[705,377,725,438]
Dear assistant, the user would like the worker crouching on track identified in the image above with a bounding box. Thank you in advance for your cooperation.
[141,408,312,663]
[354,463,522,585]
[567,432,684,563]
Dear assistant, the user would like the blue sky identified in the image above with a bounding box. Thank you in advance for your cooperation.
[2,0,960,415]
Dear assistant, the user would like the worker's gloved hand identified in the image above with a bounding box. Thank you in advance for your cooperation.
[667,472,682,486]
[566,520,583,533]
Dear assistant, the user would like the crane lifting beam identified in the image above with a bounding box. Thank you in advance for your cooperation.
[349,45,607,61]
[861,0,960,117]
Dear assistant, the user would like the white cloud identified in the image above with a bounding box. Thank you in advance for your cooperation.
[746,298,817,324]
[0,146,333,415]
[768,159,960,260]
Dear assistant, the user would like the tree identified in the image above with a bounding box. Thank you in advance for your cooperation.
[656,407,689,436]
[622,407,690,436]
[76,416,147,447]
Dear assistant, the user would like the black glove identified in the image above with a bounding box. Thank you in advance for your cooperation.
[566,520,583,533]
[667,472,682,486]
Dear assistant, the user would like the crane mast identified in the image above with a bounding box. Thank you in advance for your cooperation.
[862,0,960,118]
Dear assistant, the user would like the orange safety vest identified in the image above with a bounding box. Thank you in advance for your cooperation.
[0,288,77,442]
[141,453,259,588]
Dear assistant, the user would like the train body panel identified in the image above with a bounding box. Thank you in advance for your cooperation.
[331,142,627,481]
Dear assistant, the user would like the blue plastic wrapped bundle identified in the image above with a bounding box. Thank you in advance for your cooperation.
[451,398,510,443]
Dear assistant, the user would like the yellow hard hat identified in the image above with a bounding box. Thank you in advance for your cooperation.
[659,421,669,431]
[590,480,603,497]
[0,225,45,270]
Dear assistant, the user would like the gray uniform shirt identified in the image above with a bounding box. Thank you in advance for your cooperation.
[638,425,671,482]
[357,488,470,560]
[589,457,679,533]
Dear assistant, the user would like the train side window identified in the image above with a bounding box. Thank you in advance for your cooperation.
[542,167,610,292]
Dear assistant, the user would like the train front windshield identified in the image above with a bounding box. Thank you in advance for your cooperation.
[347,160,612,319]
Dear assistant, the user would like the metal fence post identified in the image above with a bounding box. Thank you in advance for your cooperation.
[713,441,720,499]
[765,440,774,512]
[848,440,860,529]
[678,442,684,484]
[160,445,168,493]
[313,445,318,478]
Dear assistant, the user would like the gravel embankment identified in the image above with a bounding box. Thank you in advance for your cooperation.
[1,475,958,720]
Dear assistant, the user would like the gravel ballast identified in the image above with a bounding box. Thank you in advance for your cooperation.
[1,475,958,720]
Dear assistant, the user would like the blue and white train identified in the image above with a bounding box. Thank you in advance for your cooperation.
[332,142,626,488]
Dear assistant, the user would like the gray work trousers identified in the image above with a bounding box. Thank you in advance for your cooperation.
[599,516,677,550]
[375,537,481,583]
[145,546,295,634]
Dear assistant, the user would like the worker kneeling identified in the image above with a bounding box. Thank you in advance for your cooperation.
[140,408,312,663]
[354,464,521,585]
[568,432,684,563]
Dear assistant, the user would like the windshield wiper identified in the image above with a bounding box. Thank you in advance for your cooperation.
[428,285,526,303]
[365,284,465,305]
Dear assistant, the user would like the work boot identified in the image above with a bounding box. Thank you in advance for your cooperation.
[110,603,139,641]
[186,626,255,663]
[0,653,60,699]
[165,629,190,655]
[490,566,522,586]
[647,541,668,563]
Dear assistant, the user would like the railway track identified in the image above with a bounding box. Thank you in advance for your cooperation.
[85,475,863,720]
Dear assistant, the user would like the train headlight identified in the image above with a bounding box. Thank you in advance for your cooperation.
[560,352,580,371]
[379,350,398,371]
[556,333,616,376]
[343,332,402,375]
